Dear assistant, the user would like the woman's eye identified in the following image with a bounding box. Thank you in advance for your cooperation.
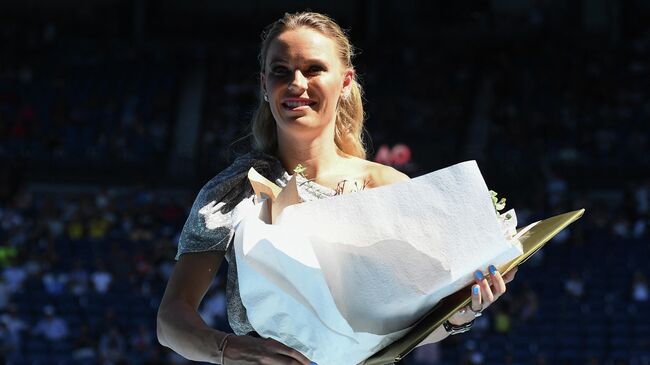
[271,67,289,76]
[307,66,324,74]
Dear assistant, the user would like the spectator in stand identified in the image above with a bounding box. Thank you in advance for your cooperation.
[98,326,126,365]
[463,340,485,365]
[0,277,9,310]
[69,260,90,297]
[131,324,154,350]
[632,213,647,238]
[2,258,27,294]
[612,213,631,238]
[0,305,26,350]
[565,272,585,299]
[88,212,111,240]
[0,321,19,362]
[493,307,512,334]
[129,324,155,363]
[33,305,68,342]
[71,324,97,362]
[635,180,649,215]
[66,212,85,241]
[99,326,126,365]
[91,260,113,294]
[518,284,539,323]
[42,271,68,296]
[632,271,649,302]
[0,246,17,268]
[42,198,65,238]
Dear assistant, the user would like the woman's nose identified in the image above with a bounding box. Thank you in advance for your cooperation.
[288,70,308,92]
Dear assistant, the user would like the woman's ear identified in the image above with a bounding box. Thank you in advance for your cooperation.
[341,69,354,98]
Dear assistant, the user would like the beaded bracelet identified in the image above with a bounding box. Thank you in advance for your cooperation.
[218,333,232,365]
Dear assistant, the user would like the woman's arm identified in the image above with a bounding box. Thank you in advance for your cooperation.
[157,251,313,365]
[157,251,227,362]
[415,324,451,346]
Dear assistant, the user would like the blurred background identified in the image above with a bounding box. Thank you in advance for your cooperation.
[0,0,649,364]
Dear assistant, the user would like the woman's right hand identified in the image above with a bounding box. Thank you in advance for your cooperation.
[223,335,313,365]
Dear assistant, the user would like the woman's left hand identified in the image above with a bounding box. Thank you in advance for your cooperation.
[447,265,519,326]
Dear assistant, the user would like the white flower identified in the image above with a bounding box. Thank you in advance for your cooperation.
[489,190,517,240]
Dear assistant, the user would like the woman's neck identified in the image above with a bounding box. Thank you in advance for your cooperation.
[276,131,346,181]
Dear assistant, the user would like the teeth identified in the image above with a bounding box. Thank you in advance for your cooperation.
[285,101,312,107]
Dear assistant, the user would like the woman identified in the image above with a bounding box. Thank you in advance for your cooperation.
[157,12,517,365]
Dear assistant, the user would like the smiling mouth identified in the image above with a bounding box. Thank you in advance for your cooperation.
[282,100,316,111]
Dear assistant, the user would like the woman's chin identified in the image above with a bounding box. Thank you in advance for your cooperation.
[277,117,329,136]
[279,115,319,128]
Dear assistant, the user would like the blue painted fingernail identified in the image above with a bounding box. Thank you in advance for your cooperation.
[489,265,497,275]
[310,362,318,365]
[473,286,480,295]
[474,270,484,281]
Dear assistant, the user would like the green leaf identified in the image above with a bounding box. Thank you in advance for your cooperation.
[293,164,307,176]
[488,190,507,212]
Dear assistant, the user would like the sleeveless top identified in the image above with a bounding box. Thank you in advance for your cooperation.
[175,151,336,335]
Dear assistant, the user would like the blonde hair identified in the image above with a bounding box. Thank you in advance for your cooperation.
[251,11,367,159]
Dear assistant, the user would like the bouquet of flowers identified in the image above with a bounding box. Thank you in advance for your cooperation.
[232,161,523,365]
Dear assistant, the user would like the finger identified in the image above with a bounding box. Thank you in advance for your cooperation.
[503,266,519,283]
[474,270,494,302]
[471,284,482,312]
[265,338,312,365]
[448,308,473,326]
[489,265,506,297]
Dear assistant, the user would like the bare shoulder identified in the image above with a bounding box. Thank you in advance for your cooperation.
[362,160,410,188]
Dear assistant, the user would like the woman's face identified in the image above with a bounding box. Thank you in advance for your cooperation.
[262,27,353,139]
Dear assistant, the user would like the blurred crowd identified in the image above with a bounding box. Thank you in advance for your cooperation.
[0,187,190,364]
[0,21,179,183]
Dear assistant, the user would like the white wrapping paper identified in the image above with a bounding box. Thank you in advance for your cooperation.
[232,161,523,365]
